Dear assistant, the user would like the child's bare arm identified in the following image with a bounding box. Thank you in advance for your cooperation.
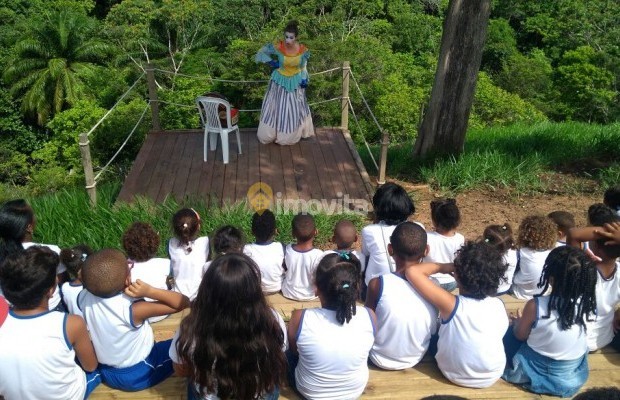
[567,227,599,248]
[405,262,456,321]
[287,309,303,355]
[126,279,190,326]
[66,315,98,372]
[595,222,620,246]
[364,277,381,311]
[511,299,537,341]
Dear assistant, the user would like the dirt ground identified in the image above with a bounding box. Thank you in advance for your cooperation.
[392,181,601,241]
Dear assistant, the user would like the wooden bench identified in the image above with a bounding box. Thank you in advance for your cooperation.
[91,294,620,399]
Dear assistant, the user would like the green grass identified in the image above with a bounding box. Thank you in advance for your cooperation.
[26,183,368,256]
[359,121,620,193]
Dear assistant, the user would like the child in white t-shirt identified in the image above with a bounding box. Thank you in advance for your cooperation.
[604,185,620,217]
[168,208,209,300]
[282,213,323,300]
[511,215,557,300]
[323,219,365,287]
[244,209,285,294]
[59,244,93,317]
[122,222,172,301]
[365,222,438,370]
[503,246,596,397]
[547,210,575,247]
[482,223,517,295]
[78,248,189,391]
[424,198,464,292]
[361,182,417,290]
[405,241,509,388]
[0,246,100,399]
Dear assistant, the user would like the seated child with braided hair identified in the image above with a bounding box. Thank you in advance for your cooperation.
[287,252,376,399]
[502,246,597,397]
[59,244,93,317]
[405,241,509,388]
[78,248,189,391]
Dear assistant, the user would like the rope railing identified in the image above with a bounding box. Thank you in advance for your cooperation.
[348,69,386,136]
[93,104,150,182]
[153,66,341,82]
[155,96,343,113]
[348,98,379,172]
[86,72,145,137]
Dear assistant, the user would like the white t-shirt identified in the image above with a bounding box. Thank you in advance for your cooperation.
[436,295,508,388]
[78,290,154,368]
[586,263,620,351]
[424,231,465,285]
[361,223,397,285]
[168,236,209,301]
[130,257,172,323]
[528,296,588,360]
[511,247,552,300]
[369,273,438,369]
[243,242,285,293]
[59,282,84,318]
[23,242,65,310]
[496,249,518,294]
[0,310,87,400]
[281,245,323,301]
[295,307,375,399]
[168,309,287,400]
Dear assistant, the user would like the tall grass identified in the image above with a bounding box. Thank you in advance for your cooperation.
[26,183,368,256]
[359,121,620,192]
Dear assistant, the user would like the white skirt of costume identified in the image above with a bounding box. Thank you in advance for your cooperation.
[257,81,314,145]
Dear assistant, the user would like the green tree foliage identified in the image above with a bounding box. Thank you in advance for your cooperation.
[3,10,113,125]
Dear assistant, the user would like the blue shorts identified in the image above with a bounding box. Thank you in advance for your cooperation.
[99,340,174,391]
[84,369,102,399]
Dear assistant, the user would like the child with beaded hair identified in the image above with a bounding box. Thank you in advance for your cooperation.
[168,208,209,300]
[78,248,190,391]
[511,215,557,300]
[405,241,509,388]
[287,252,376,399]
[482,223,517,295]
[503,246,597,397]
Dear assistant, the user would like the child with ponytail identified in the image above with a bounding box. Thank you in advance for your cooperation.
[287,253,376,399]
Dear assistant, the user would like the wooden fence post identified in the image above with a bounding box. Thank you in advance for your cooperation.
[340,61,350,131]
[146,63,161,131]
[378,129,389,185]
[79,132,97,206]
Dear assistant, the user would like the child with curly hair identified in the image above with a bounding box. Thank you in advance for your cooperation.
[503,246,597,397]
[424,198,464,292]
[122,222,171,322]
[511,215,557,300]
[405,241,509,388]
[168,208,209,300]
[59,244,93,317]
[482,223,517,295]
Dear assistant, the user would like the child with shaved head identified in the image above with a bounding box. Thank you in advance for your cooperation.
[365,222,438,369]
[322,219,365,289]
[78,248,190,391]
[281,213,323,300]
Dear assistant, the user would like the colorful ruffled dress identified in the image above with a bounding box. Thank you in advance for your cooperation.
[255,41,314,145]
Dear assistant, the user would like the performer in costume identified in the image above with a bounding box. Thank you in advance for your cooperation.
[255,20,314,145]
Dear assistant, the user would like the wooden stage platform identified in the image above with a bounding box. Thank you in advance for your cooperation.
[117,128,374,207]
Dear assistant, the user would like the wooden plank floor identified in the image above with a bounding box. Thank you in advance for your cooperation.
[117,128,373,208]
[92,293,620,399]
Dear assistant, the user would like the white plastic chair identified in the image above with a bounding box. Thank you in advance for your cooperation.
[196,96,242,164]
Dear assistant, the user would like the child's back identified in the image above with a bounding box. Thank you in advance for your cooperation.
[282,244,323,300]
[243,210,285,293]
[511,215,557,300]
[425,198,463,291]
[168,236,209,300]
[168,208,208,300]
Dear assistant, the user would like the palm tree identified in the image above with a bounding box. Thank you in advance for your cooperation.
[3,10,113,125]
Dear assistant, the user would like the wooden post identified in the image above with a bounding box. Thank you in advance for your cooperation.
[378,129,389,185]
[145,63,161,131]
[340,61,350,131]
[79,133,97,206]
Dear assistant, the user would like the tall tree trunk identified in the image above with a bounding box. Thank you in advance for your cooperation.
[413,0,491,157]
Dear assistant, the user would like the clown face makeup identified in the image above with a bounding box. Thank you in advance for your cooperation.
[284,32,296,45]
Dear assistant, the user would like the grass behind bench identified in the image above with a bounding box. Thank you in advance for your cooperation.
[27,183,368,256]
